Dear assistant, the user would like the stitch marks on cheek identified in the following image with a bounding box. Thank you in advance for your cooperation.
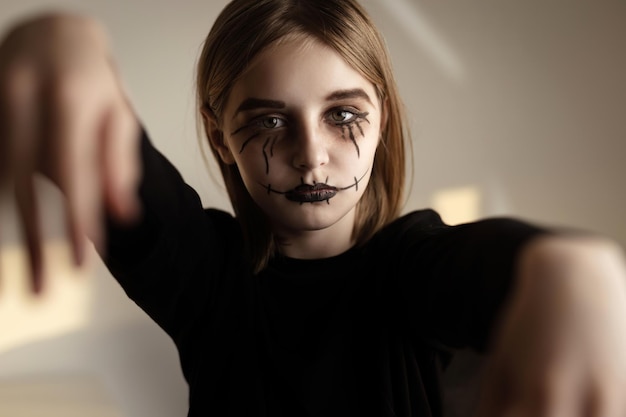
[239,133,278,175]
[261,136,278,175]
[340,118,369,158]
[238,133,259,155]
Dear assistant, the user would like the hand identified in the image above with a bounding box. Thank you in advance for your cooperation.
[0,14,141,292]
[476,236,626,417]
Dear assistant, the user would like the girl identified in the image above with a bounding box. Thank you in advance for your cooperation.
[1,0,626,416]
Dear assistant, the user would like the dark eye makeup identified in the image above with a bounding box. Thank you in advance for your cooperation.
[331,108,370,158]
[327,108,368,126]
[231,114,286,137]
[261,116,285,129]
[233,106,369,135]
[232,106,370,159]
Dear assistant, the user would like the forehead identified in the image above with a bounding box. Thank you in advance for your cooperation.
[224,35,379,114]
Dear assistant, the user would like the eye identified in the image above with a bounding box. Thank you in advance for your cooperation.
[261,116,285,129]
[329,109,357,124]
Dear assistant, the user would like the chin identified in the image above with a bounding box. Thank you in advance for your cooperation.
[267,201,353,232]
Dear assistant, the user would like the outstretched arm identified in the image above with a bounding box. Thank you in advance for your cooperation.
[477,235,626,416]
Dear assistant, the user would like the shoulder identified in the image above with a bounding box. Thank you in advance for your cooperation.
[366,208,547,260]
[371,208,449,244]
[387,209,448,231]
[204,207,238,225]
[203,208,243,242]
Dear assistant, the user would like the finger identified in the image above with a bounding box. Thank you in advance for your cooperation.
[0,57,37,187]
[2,59,43,289]
[44,79,103,264]
[14,176,43,293]
[63,119,104,262]
[101,99,141,224]
[584,381,625,417]
[0,81,9,187]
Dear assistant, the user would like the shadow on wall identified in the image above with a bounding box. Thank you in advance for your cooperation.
[0,231,187,417]
[0,320,187,417]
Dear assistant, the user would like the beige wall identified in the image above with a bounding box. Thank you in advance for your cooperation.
[0,1,624,416]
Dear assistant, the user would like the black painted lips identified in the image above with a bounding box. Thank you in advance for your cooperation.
[285,183,338,203]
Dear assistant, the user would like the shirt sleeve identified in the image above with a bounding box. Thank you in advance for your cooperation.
[102,127,243,343]
[389,209,548,351]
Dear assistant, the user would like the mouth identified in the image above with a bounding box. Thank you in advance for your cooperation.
[259,170,368,203]
[284,183,338,203]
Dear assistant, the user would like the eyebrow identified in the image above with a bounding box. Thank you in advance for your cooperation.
[232,88,374,120]
[233,98,286,119]
[325,88,374,105]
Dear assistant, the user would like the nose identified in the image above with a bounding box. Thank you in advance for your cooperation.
[291,124,329,170]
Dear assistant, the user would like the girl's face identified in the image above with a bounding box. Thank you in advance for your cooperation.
[216,36,384,255]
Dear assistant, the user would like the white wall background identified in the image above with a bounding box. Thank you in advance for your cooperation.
[0,1,624,416]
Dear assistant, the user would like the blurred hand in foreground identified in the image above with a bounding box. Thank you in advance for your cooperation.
[0,14,141,292]
[477,235,626,417]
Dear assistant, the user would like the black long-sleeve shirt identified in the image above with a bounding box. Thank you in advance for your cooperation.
[104,131,545,416]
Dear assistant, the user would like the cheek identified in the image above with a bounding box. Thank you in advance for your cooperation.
[334,125,379,164]
[231,133,286,178]
[232,143,297,203]
[234,151,270,182]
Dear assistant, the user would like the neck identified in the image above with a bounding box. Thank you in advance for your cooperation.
[275,222,355,260]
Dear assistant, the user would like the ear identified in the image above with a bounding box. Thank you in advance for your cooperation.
[201,106,236,164]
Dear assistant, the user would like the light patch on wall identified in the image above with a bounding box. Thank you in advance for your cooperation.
[0,241,93,354]
[431,185,482,225]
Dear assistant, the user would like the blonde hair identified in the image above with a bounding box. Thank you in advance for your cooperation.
[197,0,409,272]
